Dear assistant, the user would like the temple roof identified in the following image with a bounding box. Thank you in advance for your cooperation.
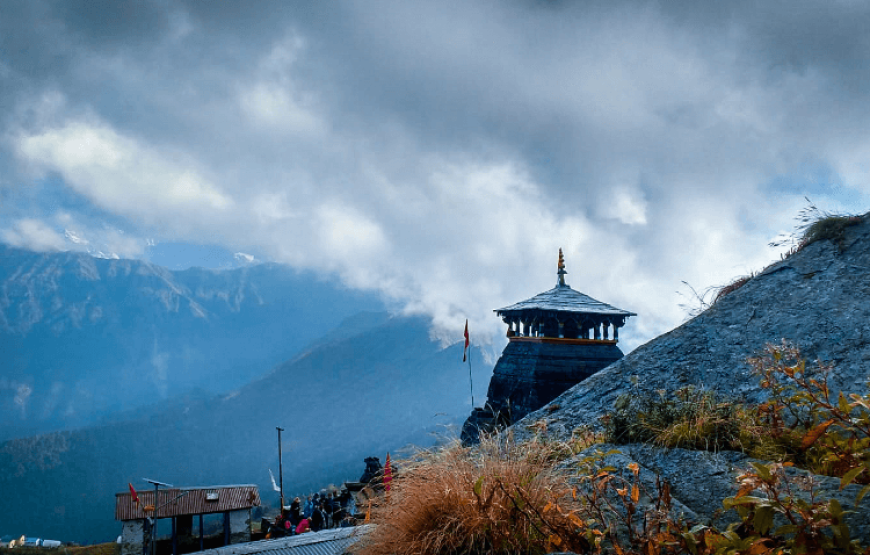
[495,249,636,318]
[495,284,636,318]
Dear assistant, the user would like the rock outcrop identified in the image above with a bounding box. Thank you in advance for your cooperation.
[510,214,870,536]
[515,214,870,440]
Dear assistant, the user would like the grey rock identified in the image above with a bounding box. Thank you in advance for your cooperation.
[566,445,870,541]
[511,215,870,536]
[515,215,870,441]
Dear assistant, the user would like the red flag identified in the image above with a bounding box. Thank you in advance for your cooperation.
[384,453,392,492]
[463,320,470,362]
[128,483,140,508]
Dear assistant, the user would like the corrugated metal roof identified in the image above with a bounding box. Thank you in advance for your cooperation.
[495,284,636,317]
[190,526,373,555]
[116,485,260,521]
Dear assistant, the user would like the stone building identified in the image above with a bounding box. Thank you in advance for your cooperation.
[462,250,635,444]
[115,484,260,555]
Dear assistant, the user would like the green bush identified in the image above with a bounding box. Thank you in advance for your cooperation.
[604,385,748,453]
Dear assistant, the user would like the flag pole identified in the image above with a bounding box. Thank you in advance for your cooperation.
[463,319,474,408]
[468,346,474,408]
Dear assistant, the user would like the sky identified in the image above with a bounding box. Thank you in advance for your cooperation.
[2,0,869,352]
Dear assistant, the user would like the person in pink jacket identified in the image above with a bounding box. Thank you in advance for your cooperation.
[296,517,311,534]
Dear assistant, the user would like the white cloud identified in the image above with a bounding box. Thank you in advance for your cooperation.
[16,120,233,224]
[1,219,66,252]
[238,35,324,135]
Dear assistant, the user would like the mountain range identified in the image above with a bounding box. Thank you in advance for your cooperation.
[0,244,383,440]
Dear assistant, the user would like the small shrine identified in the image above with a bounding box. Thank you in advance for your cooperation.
[461,250,635,444]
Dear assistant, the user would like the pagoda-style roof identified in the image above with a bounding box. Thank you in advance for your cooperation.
[495,249,635,319]
[495,284,636,318]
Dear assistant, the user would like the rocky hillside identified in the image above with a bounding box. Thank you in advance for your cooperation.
[516,213,870,439]
[512,213,870,537]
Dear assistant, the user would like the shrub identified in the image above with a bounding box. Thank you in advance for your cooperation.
[748,341,870,489]
[604,385,749,453]
[705,461,864,554]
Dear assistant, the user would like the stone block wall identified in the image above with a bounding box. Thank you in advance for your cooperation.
[120,519,144,555]
[227,509,251,545]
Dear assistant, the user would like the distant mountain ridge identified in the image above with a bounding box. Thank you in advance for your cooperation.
[0,244,383,439]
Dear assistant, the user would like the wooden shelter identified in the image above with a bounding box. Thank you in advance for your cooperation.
[116,484,260,555]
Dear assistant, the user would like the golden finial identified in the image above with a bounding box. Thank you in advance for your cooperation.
[557,248,567,287]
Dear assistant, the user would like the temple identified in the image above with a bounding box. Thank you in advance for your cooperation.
[461,250,635,444]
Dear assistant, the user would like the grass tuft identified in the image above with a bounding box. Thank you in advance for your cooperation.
[604,386,749,453]
[351,435,584,555]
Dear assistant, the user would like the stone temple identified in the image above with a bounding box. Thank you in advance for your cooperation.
[461,250,635,444]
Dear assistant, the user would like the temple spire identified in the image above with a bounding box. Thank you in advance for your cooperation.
[557,248,568,287]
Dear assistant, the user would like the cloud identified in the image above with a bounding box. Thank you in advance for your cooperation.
[3,1,870,353]
[15,120,233,228]
[1,218,66,252]
[0,211,147,259]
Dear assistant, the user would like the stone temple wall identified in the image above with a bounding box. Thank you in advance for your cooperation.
[461,339,623,443]
[486,340,624,420]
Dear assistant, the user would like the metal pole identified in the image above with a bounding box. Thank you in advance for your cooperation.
[143,479,172,555]
[153,483,159,555]
[276,427,285,511]
[468,345,474,408]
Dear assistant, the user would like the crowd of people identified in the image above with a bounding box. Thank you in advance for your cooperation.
[263,489,357,538]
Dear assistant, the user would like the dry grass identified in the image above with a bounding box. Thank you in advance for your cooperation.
[605,386,750,453]
[712,274,753,303]
[65,545,118,555]
[351,435,584,555]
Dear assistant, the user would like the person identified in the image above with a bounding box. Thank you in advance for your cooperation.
[289,497,302,525]
[329,491,342,528]
[272,514,286,537]
[295,517,310,534]
[310,502,325,532]
[303,495,313,518]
